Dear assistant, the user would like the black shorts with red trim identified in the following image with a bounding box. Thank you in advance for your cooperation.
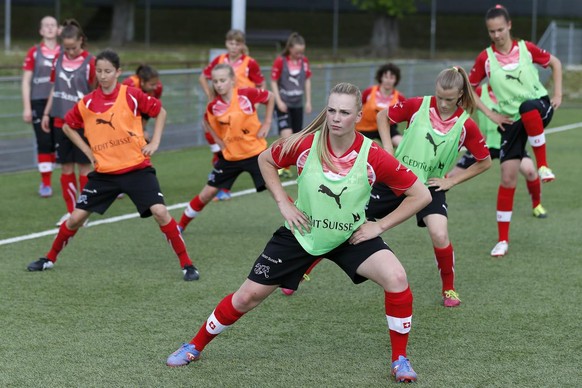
[247,226,392,291]
[276,106,304,133]
[499,96,553,163]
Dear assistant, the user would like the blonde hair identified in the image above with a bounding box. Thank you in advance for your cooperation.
[275,83,362,173]
[435,66,476,114]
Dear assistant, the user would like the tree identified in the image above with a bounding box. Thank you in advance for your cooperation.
[110,0,136,46]
[351,0,417,57]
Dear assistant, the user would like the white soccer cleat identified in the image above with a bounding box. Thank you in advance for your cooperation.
[491,241,509,257]
[538,166,555,183]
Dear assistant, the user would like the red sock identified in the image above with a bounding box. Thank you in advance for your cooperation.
[305,258,322,277]
[79,174,89,191]
[60,173,77,213]
[179,196,207,230]
[160,218,193,268]
[526,177,541,208]
[434,243,455,293]
[46,222,78,262]
[521,110,547,168]
[191,293,245,351]
[497,185,515,242]
[385,286,413,362]
[38,153,53,186]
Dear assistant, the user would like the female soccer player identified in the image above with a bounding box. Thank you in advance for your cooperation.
[27,49,199,281]
[122,63,163,137]
[270,32,312,178]
[167,83,431,383]
[199,29,266,201]
[448,83,547,220]
[356,63,406,147]
[469,4,562,257]
[41,19,96,226]
[21,16,61,197]
[367,67,492,307]
[178,64,274,232]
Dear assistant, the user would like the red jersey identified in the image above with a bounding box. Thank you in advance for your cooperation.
[469,40,551,87]
[271,132,418,196]
[65,83,161,130]
[270,55,312,80]
[122,75,163,100]
[22,43,61,71]
[202,54,264,85]
[388,97,489,160]
[204,87,269,121]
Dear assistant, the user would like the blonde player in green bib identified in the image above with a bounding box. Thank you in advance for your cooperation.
[367,67,492,308]
[167,83,431,383]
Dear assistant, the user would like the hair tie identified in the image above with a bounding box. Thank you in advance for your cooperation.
[452,66,459,72]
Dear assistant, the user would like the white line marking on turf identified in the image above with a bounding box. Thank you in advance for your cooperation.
[0,180,298,246]
[2,120,581,247]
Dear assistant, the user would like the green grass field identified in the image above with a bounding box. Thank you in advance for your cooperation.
[1,109,582,386]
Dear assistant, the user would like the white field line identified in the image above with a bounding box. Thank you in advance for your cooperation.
[2,120,581,247]
[0,181,297,246]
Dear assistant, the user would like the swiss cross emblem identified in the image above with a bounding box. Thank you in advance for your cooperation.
[403,321,411,328]
[209,321,216,330]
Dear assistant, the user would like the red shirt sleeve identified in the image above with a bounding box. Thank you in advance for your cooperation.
[303,56,312,79]
[368,142,418,196]
[525,41,551,67]
[469,50,489,87]
[462,117,490,160]
[387,97,422,125]
[238,87,270,105]
[64,103,84,129]
[270,56,283,81]
[247,57,265,85]
[87,55,96,86]
[271,134,313,168]
[23,46,37,71]
[49,56,58,82]
[127,86,162,118]
[203,56,221,79]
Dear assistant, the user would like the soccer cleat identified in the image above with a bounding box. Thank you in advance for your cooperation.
[443,289,461,307]
[56,212,71,227]
[116,193,125,199]
[538,166,555,183]
[38,184,53,198]
[491,240,509,257]
[391,355,417,383]
[182,265,200,281]
[213,189,232,202]
[167,343,201,367]
[532,204,548,218]
[281,288,295,296]
[27,257,54,271]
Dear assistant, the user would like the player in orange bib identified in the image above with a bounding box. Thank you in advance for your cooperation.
[27,49,200,281]
[122,64,163,140]
[357,63,406,147]
[178,64,274,233]
[199,29,266,201]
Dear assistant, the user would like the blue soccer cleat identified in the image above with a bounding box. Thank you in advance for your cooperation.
[391,355,417,383]
[167,343,201,367]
